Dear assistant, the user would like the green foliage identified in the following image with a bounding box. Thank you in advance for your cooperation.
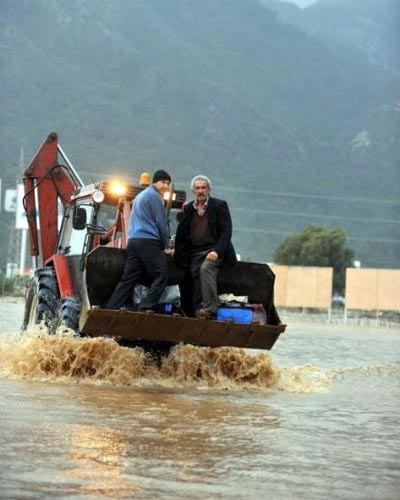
[272,225,354,292]
[0,271,31,296]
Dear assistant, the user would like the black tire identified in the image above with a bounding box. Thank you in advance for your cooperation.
[22,270,58,331]
[22,267,81,334]
[36,268,60,332]
[59,297,81,332]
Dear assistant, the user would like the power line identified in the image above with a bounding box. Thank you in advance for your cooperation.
[79,170,400,207]
[235,228,290,236]
[218,186,399,206]
[173,180,400,206]
[347,236,400,244]
[231,207,399,225]
[234,227,400,244]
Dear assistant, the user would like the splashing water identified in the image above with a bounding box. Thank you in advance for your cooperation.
[0,325,334,392]
[0,326,148,384]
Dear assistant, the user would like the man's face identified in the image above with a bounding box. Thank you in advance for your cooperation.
[154,179,171,196]
[193,180,209,201]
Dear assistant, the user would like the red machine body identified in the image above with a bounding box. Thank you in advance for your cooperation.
[23,133,81,265]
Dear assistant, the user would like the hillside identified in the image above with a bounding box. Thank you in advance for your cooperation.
[270,0,399,74]
[0,0,398,268]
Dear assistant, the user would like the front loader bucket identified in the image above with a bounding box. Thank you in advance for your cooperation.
[79,247,286,350]
[80,308,284,350]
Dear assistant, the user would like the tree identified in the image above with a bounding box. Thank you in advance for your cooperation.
[272,225,355,293]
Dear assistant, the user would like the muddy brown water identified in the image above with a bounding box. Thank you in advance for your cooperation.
[0,297,399,499]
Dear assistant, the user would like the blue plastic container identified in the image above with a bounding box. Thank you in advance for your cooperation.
[216,306,253,324]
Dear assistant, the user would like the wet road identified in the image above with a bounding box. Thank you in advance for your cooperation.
[0,298,399,499]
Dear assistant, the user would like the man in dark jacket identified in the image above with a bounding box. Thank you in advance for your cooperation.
[175,175,237,318]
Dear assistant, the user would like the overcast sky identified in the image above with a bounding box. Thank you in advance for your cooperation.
[285,0,318,7]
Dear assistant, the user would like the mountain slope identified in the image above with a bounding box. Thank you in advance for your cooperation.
[0,0,398,267]
[265,0,399,74]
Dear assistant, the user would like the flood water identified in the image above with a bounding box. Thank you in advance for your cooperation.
[0,298,399,499]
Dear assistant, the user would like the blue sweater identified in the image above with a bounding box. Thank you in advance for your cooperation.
[128,185,169,248]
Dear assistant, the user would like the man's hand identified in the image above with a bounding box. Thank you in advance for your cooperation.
[164,248,175,256]
[206,250,218,261]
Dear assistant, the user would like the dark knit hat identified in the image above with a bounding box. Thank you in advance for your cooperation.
[152,169,171,183]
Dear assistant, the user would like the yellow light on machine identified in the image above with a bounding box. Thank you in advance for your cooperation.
[108,180,127,197]
[139,172,151,186]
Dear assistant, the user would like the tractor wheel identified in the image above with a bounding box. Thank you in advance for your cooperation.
[22,268,81,334]
[59,297,81,332]
[36,268,60,332]
[22,268,60,332]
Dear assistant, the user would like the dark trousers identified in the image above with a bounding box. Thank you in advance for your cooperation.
[190,250,222,315]
[106,238,168,311]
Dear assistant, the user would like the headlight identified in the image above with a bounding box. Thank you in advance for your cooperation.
[109,181,127,197]
[92,190,105,204]
[97,180,137,203]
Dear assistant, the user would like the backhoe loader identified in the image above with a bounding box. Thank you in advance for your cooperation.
[22,133,286,352]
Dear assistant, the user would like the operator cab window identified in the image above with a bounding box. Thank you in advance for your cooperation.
[95,203,117,230]
[67,204,93,255]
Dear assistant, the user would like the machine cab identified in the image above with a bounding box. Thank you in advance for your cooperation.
[56,179,186,257]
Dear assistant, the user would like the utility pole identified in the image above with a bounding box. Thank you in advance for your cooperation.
[18,147,27,274]
[6,226,20,278]
[6,147,25,277]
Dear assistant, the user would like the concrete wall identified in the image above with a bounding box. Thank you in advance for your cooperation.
[270,265,400,311]
[346,268,400,311]
[271,265,333,308]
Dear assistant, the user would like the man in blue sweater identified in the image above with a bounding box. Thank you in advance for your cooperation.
[106,169,172,312]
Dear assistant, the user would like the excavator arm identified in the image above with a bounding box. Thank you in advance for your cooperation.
[23,132,83,267]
